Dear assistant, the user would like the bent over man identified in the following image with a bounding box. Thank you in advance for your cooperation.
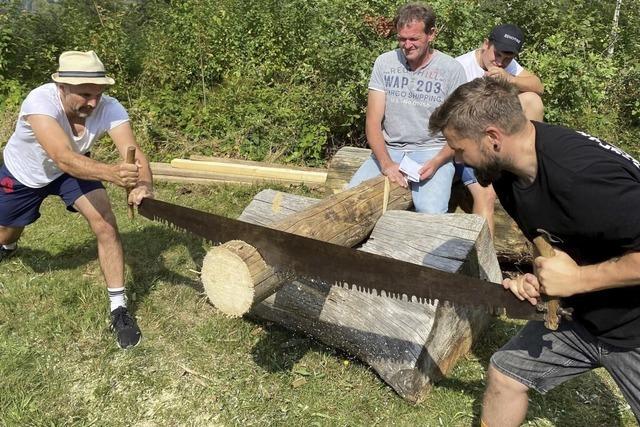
[430,77,640,425]
[0,50,154,349]
[348,2,466,213]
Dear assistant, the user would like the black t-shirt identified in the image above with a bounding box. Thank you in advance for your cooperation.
[493,122,640,348]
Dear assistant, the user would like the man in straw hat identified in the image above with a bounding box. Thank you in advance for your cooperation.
[0,50,153,349]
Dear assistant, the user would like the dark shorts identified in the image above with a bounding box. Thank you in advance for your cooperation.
[491,320,640,421]
[0,164,104,227]
[454,163,478,186]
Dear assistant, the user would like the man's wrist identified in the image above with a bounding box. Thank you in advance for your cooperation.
[135,181,154,191]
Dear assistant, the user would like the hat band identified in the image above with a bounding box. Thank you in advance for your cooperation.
[58,71,106,78]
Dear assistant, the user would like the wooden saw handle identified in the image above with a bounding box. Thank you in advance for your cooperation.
[125,146,136,220]
[532,235,561,330]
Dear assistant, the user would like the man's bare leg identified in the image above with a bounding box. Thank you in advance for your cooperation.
[481,365,530,426]
[0,225,24,245]
[467,183,496,238]
[73,189,124,289]
[519,92,544,122]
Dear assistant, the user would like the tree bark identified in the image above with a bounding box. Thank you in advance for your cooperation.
[325,146,531,262]
[240,190,499,403]
[201,176,412,316]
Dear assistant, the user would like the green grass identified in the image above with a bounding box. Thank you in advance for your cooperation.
[0,182,636,426]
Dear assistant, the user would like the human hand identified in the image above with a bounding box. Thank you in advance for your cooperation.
[128,183,154,206]
[419,158,443,181]
[381,162,408,188]
[485,66,512,83]
[534,248,582,297]
[113,161,140,189]
[502,273,540,305]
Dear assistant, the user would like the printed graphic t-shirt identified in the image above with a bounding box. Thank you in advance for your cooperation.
[368,49,467,150]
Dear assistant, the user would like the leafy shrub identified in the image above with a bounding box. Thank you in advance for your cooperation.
[0,0,637,163]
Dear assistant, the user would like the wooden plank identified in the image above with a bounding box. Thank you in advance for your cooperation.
[170,159,327,184]
[190,155,325,173]
[151,162,325,188]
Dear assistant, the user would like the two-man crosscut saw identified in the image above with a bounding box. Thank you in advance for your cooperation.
[138,198,571,327]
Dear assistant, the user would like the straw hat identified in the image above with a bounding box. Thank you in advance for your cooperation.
[51,50,115,85]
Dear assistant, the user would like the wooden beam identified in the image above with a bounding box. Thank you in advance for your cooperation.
[170,158,327,185]
[151,162,325,188]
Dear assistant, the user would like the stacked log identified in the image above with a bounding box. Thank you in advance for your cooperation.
[201,176,413,316]
[215,189,501,403]
[325,146,530,261]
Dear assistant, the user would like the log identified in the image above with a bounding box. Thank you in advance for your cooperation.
[238,190,499,403]
[201,176,413,316]
[325,146,531,261]
[170,158,327,186]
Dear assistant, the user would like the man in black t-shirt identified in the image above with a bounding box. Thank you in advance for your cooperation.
[429,77,640,425]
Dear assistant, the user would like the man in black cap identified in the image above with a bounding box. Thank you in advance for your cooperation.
[419,23,544,238]
[457,24,543,115]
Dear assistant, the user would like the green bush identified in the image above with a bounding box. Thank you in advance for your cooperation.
[0,0,637,163]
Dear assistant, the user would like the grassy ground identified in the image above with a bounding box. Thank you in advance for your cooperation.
[0,182,636,426]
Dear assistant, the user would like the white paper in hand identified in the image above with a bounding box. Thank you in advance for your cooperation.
[399,154,421,183]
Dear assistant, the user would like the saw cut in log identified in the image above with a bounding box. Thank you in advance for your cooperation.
[325,146,531,261]
[238,190,499,403]
[201,176,412,316]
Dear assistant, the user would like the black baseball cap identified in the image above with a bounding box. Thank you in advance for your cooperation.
[489,24,524,54]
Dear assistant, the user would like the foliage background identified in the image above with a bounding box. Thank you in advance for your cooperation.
[0,0,638,165]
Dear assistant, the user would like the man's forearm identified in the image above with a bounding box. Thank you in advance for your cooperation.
[580,251,640,293]
[366,127,392,170]
[56,151,117,183]
[511,75,543,95]
[133,152,154,190]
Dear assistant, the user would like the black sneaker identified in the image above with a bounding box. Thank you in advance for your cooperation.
[0,245,17,262]
[110,306,142,349]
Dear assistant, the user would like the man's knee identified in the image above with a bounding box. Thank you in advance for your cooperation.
[468,183,496,211]
[518,92,544,122]
[486,364,529,395]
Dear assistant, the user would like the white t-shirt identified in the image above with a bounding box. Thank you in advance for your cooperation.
[455,50,523,82]
[3,83,129,188]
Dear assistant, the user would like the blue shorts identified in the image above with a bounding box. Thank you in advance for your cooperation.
[0,164,104,227]
[454,163,478,186]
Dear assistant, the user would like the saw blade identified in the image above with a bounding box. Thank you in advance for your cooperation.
[138,198,545,320]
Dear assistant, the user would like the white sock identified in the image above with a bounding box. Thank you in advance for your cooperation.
[3,242,17,250]
[108,287,127,312]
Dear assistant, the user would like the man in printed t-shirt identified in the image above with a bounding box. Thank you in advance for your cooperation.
[430,77,640,425]
[348,2,466,213]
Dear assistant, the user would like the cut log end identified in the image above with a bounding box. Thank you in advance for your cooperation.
[202,243,255,317]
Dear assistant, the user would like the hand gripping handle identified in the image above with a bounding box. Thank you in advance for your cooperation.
[532,234,562,330]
